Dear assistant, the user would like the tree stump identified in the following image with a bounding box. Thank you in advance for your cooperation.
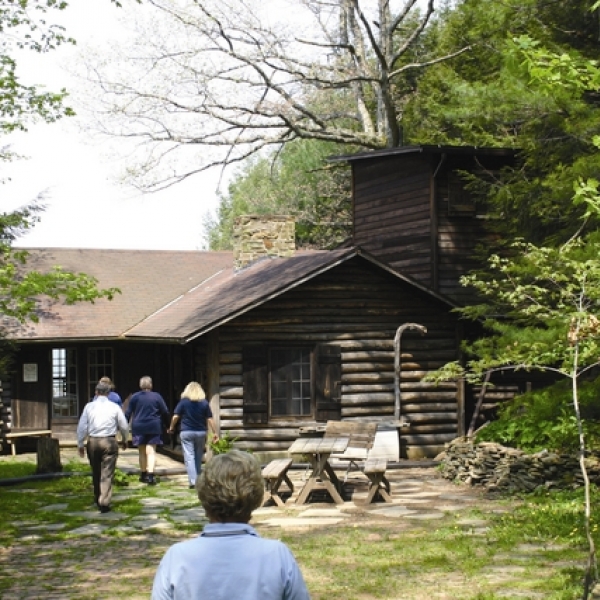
[36,437,62,474]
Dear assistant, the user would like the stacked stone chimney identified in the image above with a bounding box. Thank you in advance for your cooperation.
[232,215,296,270]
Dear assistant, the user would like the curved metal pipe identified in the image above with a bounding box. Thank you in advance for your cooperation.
[394,323,427,421]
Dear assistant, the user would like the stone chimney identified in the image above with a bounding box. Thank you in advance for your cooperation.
[232,215,295,269]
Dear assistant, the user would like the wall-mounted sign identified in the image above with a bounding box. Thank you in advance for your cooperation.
[23,363,38,383]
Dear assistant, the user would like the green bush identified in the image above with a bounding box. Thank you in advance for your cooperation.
[208,431,239,455]
[475,375,600,453]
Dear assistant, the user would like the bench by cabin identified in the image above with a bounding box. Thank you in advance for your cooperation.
[325,420,377,476]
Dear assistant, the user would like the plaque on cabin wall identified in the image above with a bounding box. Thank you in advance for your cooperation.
[23,363,38,383]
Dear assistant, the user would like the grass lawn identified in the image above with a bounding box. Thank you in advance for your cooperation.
[0,455,598,599]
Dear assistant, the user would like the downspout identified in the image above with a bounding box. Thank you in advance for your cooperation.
[394,323,428,421]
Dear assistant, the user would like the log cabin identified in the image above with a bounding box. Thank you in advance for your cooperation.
[3,146,534,460]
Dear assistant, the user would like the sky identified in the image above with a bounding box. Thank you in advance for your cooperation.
[5,1,224,251]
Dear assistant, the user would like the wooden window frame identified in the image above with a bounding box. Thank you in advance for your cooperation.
[51,347,78,418]
[269,346,313,420]
[87,347,114,399]
[243,343,341,425]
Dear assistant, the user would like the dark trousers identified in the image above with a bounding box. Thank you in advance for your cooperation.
[87,436,119,508]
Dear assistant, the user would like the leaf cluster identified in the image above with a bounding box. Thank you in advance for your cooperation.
[0,0,75,136]
[404,0,600,245]
[0,205,119,335]
[456,235,600,378]
[205,138,353,249]
[208,430,238,455]
[476,376,600,452]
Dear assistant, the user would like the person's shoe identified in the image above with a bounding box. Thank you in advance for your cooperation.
[139,471,149,483]
[189,483,195,489]
[147,473,157,485]
[99,505,111,513]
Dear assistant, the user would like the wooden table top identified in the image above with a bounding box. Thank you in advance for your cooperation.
[288,436,348,455]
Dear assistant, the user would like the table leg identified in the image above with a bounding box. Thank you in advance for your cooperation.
[296,453,345,505]
[323,461,343,494]
[296,456,319,505]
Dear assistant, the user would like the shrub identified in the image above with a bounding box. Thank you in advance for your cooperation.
[208,431,238,455]
[475,375,600,452]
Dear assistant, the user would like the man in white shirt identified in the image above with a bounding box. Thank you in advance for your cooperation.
[77,380,129,513]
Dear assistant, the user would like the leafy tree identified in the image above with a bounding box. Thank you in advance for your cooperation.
[404,0,600,246]
[428,33,600,595]
[205,139,353,249]
[1,2,121,374]
[1,206,119,325]
[84,0,470,191]
[0,1,75,145]
[433,234,600,596]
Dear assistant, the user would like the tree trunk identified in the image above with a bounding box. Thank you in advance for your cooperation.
[36,437,62,474]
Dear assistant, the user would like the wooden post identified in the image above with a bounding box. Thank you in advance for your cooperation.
[36,437,62,474]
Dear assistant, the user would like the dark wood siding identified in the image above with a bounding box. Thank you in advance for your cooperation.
[353,156,433,287]
[213,256,462,459]
[351,151,511,306]
[434,158,501,304]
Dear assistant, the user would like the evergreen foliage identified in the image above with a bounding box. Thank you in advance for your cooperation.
[404,0,600,246]
[476,377,600,453]
[205,139,353,250]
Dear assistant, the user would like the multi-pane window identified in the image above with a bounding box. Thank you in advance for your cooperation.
[270,348,311,416]
[88,347,113,399]
[52,348,78,417]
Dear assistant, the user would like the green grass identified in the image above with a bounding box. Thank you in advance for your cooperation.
[0,457,90,479]
[0,457,598,599]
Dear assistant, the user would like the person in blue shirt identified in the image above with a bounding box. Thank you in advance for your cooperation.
[125,375,170,485]
[167,381,218,488]
[151,450,310,600]
[91,376,123,408]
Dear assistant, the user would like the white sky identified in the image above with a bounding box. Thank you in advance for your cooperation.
[4,1,224,251]
[4,0,430,251]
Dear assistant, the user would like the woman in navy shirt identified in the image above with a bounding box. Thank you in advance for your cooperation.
[125,375,170,485]
[167,381,218,488]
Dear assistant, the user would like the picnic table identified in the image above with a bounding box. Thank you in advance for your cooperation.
[288,436,348,505]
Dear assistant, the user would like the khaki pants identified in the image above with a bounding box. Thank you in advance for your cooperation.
[87,436,119,508]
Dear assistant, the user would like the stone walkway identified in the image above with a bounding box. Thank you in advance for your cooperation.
[1,448,592,599]
[53,448,499,531]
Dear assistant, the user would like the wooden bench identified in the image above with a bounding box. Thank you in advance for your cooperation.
[325,420,378,481]
[2,429,53,456]
[363,457,392,504]
[262,458,294,507]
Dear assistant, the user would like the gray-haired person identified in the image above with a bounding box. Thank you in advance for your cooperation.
[77,380,129,513]
[152,450,310,600]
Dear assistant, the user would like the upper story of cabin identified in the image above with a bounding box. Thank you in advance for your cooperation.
[333,145,516,305]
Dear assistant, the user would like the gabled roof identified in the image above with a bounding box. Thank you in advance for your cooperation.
[7,248,233,341]
[124,247,457,343]
[329,144,517,163]
[7,246,456,344]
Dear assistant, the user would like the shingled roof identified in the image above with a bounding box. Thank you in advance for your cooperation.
[7,248,233,341]
[123,247,456,342]
[7,246,455,343]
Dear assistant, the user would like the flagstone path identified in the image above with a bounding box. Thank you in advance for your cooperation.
[0,448,594,599]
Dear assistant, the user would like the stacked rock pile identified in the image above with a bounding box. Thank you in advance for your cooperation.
[440,439,600,493]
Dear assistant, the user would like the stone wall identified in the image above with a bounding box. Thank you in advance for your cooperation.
[232,215,295,269]
[440,439,600,493]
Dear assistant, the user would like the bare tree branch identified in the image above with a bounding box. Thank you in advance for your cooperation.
[80,0,470,191]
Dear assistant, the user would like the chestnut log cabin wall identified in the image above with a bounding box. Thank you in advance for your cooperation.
[198,255,464,460]
[350,148,513,305]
